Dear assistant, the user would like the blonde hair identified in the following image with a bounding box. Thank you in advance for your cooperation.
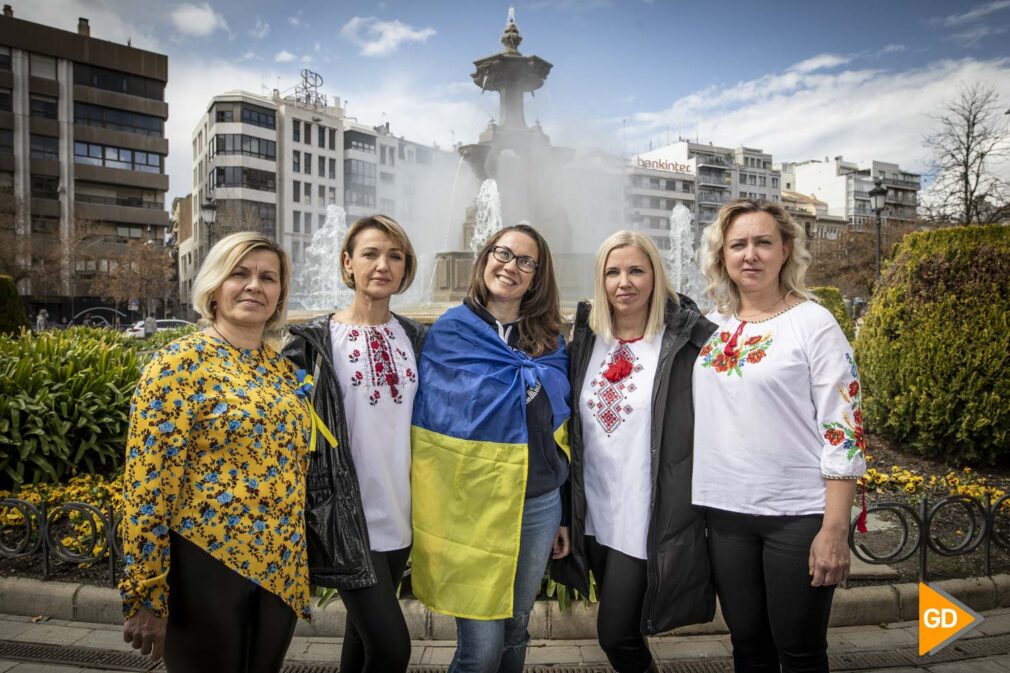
[589,230,677,344]
[192,232,292,332]
[700,198,814,316]
[340,214,417,294]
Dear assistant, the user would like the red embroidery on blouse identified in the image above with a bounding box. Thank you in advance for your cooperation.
[346,325,416,404]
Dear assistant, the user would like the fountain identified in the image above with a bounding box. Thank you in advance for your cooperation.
[431,8,590,302]
[666,203,705,304]
[293,204,354,311]
[470,179,503,253]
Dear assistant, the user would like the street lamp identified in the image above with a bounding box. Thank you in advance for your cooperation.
[201,199,217,248]
[868,176,888,281]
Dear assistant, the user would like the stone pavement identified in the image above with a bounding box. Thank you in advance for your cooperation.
[1,608,1010,672]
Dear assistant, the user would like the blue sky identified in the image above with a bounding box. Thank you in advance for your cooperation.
[20,1,1010,201]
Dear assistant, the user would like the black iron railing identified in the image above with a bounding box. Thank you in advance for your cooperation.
[2,493,1009,587]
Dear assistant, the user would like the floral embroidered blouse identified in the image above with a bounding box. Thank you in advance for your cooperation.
[119,331,312,620]
[691,300,867,516]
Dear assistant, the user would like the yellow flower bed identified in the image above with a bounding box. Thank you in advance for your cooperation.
[863,455,1006,505]
[1,473,123,561]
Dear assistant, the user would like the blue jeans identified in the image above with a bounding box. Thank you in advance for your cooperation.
[448,489,561,673]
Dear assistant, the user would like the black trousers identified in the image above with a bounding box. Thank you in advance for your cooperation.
[337,546,412,673]
[585,535,653,673]
[164,532,297,673]
[705,508,835,673]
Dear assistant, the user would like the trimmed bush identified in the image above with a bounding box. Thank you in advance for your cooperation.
[811,286,854,342]
[0,275,27,335]
[855,225,1010,464]
[136,323,198,355]
[0,328,141,487]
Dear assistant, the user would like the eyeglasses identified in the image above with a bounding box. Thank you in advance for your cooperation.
[491,245,539,273]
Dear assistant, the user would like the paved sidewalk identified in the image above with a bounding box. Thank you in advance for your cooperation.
[1,609,1010,672]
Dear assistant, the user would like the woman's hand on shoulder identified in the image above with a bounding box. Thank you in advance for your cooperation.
[808,524,849,587]
[123,607,167,660]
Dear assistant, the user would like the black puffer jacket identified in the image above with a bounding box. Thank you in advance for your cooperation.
[552,295,717,635]
[284,313,426,589]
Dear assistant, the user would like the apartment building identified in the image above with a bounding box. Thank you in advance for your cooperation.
[780,156,920,230]
[0,6,169,319]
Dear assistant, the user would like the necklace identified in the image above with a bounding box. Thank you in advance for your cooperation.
[211,324,260,352]
[737,294,787,321]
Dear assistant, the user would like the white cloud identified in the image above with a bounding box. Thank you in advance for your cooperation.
[170,2,229,38]
[621,57,1010,178]
[275,50,296,63]
[340,17,436,57]
[936,1,1010,27]
[238,49,256,61]
[16,0,163,51]
[249,17,269,40]
[528,0,613,10]
[301,55,313,64]
[878,44,906,55]
[288,13,302,27]
[789,53,853,74]
[948,24,1009,47]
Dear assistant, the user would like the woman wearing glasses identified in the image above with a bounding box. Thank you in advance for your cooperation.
[411,224,571,673]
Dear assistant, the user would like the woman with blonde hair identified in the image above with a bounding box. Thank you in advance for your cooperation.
[121,232,312,672]
[553,230,716,673]
[411,223,571,673]
[284,214,426,673]
[693,199,866,673]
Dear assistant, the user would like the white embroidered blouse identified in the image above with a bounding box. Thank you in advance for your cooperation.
[692,300,866,516]
[330,318,418,551]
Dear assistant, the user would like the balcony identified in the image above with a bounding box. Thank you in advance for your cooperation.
[696,172,731,188]
[697,191,729,205]
[884,177,920,189]
[76,194,165,210]
[694,154,731,168]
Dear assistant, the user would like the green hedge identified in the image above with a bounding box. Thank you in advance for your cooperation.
[811,286,854,342]
[855,225,1010,463]
[0,275,27,335]
[0,328,140,487]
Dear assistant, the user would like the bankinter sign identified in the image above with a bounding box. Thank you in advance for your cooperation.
[635,157,694,173]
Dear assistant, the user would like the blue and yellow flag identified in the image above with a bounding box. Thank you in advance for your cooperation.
[411,305,569,619]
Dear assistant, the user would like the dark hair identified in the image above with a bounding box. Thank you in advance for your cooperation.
[466,224,562,357]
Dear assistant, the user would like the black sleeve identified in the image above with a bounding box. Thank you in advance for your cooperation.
[281,332,310,371]
[559,475,571,527]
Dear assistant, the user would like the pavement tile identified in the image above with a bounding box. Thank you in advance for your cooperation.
[421,645,455,666]
[0,662,18,673]
[0,621,33,640]
[299,642,340,662]
[10,624,87,647]
[67,628,135,652]
[835,625,917,649]
[1,665,88,673]
[578,643,608,663]
[525,645,581,664]
[650,638,731,659]
[924,658,1010,673]
[974,611,1010,636]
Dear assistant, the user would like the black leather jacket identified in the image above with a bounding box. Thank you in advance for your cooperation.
[284,313,427,589]
[552,295,717,635]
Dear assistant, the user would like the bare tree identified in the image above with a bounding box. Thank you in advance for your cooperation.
[923,83,1010,225]
[807,220,922,298]
[90,239,176,313]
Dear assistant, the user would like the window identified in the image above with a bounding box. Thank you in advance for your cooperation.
[216,109,233,123]
[0,129,12,154]
[75,182,163,209]
[344,159,376,187]
[293,180,301,202]
[293,151,301,173]
[380,198,395,213]
[328,158,336,179]
[211,134,276,160]
[0,47,10,71]
[31,174,59,199]
[240,104,275,129]
[682,182,692,193]
[305,153,312,175]
[304,181,312,204]
[29,54,57,80]
[74,63,163,100]
[213,166,276,192]
[293,210,301,233]
[31,135,59,160]
[318,125,325,148]
[30,95,58,120]
[771,177,779,188]
[303,122,311,143]
[0,87,10,112]
[328,187,336,204]
[380,172,394,185]
[74,102,163,136]
[318,155,325,176]
[329,129,336,150]
[293,120,301,142]
[318,213,326,229]
[345,130,376,153]
[305,218,312,235]
[759,176,766,187]
[318,185,324,203]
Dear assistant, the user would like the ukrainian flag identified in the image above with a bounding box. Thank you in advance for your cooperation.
[411,305,569,620]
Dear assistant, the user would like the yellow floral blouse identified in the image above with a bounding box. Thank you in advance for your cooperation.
[119,331,312,620]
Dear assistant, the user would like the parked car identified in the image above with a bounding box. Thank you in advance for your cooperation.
[124,318,194,338]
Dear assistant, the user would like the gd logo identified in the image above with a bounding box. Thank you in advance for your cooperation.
[918,583,984,656]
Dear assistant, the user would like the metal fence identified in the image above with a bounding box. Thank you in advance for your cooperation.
[2,493,1010,587]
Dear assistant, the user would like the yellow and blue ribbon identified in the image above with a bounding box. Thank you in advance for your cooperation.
[294,370,337,452]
